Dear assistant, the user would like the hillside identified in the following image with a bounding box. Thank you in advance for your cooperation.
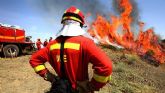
[0,47,165,93]
[101,47,165,93]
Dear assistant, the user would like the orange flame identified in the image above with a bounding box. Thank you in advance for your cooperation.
[88,0,165,63]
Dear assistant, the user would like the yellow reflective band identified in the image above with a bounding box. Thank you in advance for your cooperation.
[16,36,24,39]
[64,43,80,50]
[34,65,46,72]
[93,73,111,83]
[50,43,60,50]
[63,16,82,23]
[74,9,80,14]
[0,35,24,40]
[50,43,80,50]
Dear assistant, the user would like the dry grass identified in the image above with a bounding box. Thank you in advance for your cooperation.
[98,47,165,93]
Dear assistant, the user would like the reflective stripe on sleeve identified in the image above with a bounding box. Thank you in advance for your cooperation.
[50,43,80,50]
[93,73,112,83]
[34,65,46,72]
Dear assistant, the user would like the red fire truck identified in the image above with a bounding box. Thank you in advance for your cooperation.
[0,23,35,57]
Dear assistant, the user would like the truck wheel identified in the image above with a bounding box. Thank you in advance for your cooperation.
[3,44,19,57]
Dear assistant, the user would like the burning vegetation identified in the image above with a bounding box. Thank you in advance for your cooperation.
[88,0,165,64]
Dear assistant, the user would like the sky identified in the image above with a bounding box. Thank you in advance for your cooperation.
[0,0,165,42]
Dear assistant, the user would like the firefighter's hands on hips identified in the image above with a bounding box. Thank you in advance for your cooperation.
[43,72,58,83]
[77,80,96,93]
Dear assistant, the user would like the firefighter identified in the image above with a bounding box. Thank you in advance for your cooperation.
[36,38,42,50]
[43,39,48,47]
[49,37,53,42]
[30,6,112,93]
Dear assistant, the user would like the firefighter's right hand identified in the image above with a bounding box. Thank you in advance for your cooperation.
[77,80,96,93]
[44,72,58,83]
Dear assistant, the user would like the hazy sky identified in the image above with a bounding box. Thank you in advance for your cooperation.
[0,0,165,42]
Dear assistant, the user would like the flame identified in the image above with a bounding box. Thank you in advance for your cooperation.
[88,0,165,63]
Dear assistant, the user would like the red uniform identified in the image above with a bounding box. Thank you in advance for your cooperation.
[36,41,42,50]
[43,41,48,47]
[30,36,112,90]
[49,38,53,42]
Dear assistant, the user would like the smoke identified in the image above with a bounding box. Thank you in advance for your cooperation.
[30,0,110,20]
[29,0,139,32]
[112,0,139,25]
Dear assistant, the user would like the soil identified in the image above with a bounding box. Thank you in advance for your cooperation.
[0,56,51,93]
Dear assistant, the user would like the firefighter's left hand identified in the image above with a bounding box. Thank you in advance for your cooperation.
[44,72,58,83]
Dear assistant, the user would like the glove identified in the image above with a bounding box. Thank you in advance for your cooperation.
[77,80,96,93]
[43,72,58,83]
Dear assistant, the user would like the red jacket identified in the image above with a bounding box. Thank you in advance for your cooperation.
[43,41,48,47]
[36,41,42,50]
[30,36,112,90]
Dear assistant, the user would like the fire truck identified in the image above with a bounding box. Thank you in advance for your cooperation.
[0,23,35,57]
